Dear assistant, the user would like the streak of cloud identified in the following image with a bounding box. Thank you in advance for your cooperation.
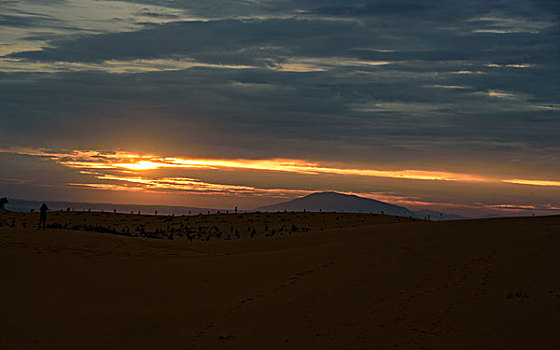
[502,179,560,187]
[2,148,559,188]
[2,148,491,182]
[0,58,254,74]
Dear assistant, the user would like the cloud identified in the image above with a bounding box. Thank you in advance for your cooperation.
[265,57,393,72]
[0,57,254,74]
[0,0,201,56]
[1,148,492,182]
[1,0,559,214]
[70,175,312,198]
[4,148,559,188]
[468,16,556,34]
[477,90,518,99]
[502,179,560,187]
[532,104,560,111]
[486,63,534,68]
[422,85,471,89]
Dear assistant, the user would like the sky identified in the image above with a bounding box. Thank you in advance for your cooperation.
[0,0,559,217]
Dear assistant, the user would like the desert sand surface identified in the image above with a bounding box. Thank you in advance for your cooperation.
[1,210,559,349]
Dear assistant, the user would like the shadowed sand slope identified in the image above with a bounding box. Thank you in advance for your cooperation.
[1,213,559,349]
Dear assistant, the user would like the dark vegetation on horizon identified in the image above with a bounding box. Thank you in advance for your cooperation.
[3,192,466,220]
[0,208,419,242]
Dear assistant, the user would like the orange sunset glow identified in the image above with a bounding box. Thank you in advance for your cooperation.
[1,147,558,217]
[7,148,558,187]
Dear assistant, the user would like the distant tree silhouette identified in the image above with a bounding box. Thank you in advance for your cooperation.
[0,197,8,210]
[38,203,48,230]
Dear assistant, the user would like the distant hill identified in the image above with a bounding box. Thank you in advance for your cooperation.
[4,198,232,216]
[256,192,465,220]
[256,192,413,217]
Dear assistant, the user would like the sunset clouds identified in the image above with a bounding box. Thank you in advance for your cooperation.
[1,148,558,216]
[0,0,558,216]
[0,148,505,182]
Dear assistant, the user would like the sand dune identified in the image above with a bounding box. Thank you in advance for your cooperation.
[1,210,559,349]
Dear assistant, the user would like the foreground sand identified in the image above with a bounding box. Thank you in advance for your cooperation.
[1,213,559,349]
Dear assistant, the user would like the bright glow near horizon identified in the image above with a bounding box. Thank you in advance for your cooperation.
[1,148,558,217]
[1,148,514,183]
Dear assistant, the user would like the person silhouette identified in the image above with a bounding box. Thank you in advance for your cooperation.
[0,197,8,210]
[38,203,48,230]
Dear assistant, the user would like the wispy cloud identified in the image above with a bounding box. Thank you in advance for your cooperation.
[486,63,534,68]
[476,90,517,99]
[352,102,440,113]
[266,57,393,72]
[468,16,556,34]
[70,175,311,198]
[3,148,493,183]
[422,85,470,90]
[449,70,486,75]
[0,58,254,74]
[484,204,560,212]
[532,104,560,111]
[0,0,202,57]
[502,179,560,187]
[0,0,219,74]
[3,149,559,190]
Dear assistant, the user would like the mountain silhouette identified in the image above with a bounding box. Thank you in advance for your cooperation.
[256,192,413,217]
[256,192,466,219]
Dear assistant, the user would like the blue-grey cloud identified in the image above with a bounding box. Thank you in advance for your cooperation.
[0,0,559,211]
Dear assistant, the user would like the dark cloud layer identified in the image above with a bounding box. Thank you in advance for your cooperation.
[0,0,558,211]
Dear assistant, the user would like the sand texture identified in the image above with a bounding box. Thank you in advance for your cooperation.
[1,211,559,349]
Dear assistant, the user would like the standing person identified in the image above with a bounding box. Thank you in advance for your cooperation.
[0,197,8,210]
[38,203,48,230]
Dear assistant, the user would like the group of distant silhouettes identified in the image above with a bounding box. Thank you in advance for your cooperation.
[0,198,49,230]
